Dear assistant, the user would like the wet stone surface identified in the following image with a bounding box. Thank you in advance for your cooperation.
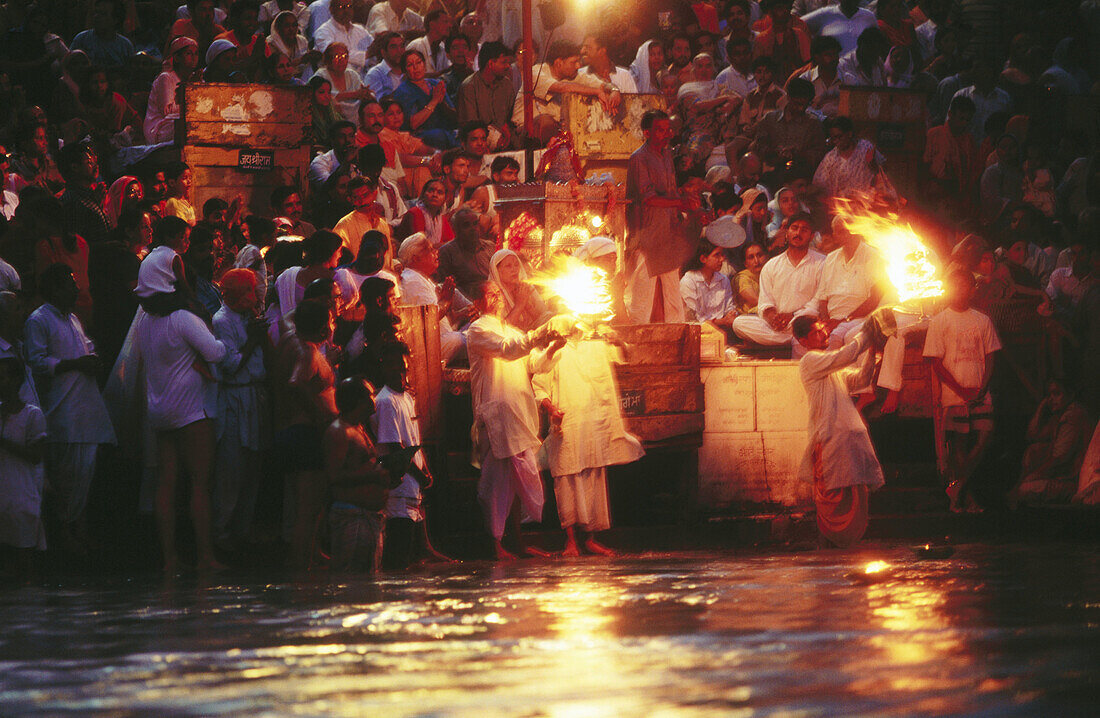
[0,542,1097,716]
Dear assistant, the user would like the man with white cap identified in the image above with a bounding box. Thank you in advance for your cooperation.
[574,236,630,323]
[397,232,472,364]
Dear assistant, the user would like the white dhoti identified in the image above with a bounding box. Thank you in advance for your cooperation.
[731,314,792,346]
[478,447,544,540]
[554,467,610,532]
[45,442,99,523]
[625,257,686,324]
[878,309,927,392]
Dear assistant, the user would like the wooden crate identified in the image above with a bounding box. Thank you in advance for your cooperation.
[178,82,312,218]
[396,304,444,444]
[179,82,310,148]
[562,92,665,160]
[614,323,704,448]
[181,145,311,220]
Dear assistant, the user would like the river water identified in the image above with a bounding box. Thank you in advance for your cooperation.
[1,542,1097,716]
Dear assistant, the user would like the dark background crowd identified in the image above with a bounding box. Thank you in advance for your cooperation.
[0,0,1097,576]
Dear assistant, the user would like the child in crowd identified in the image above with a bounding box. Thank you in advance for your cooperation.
[0,356,48,575]
[164,161,197,225]
[374,342,449,569]
[680,239,737,334]
[923,267,1003,512]
[323,376,392,573]
[135,216,193,316]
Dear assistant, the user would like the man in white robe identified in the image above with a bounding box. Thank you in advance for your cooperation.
[533,318,644,556]
[792,314,883,547]
[24,265,115,554]
[467,280,563,560]
[397,233,472,363]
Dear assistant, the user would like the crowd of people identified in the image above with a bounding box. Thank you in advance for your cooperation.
[0,0,1098,575]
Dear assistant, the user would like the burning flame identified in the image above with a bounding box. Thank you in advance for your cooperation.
[834,195,943,303]
[532,257,614,319]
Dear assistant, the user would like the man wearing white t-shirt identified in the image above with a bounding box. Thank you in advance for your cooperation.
[802,0,877,55]
[374,342,449,569]
[732,213,825,348]
[923,268,1002,512]
[367,0,423,37]
[579,33,638,93]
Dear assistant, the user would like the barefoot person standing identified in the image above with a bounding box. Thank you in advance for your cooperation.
[533,317,644,556]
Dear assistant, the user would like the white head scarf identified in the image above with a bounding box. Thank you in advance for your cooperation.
[573,236,617,262]
[488,248,527,309]
[630,40,660,93]
[268,10,309,62]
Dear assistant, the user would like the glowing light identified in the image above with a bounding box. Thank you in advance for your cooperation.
[834,194,944,303]
[590,215,604,229]
[864,561,891,574]
[532,257,614,319]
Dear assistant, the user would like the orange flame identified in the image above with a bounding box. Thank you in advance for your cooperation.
[531,256,613,319]
[833,194,944,303]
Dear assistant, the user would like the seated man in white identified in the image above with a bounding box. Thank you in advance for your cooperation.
[802,215,887,350]
[732,212,825,348]
[397,233,472,364]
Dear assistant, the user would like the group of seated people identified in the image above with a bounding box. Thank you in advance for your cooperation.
[1,0,1100,573]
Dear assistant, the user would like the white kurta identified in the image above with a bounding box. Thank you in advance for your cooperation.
[798,331,884,491]
[805,242,884,321]
[24,304,115,445]
[467,315,551,460]
[532,338,644,478]
[0,402,48,549]
[732,250,824,345]
[399,267,465,362]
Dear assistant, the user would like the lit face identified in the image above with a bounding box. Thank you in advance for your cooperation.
[413,244,440,275]
[273,53,295,83]
[646,117,674,149]
[448,38,472,66]
[421,180,445,209]
[446,157,471,185]
[727,5,748,31]
[279,192,303,221]
[360,102,385,133]
[477,280,504,315]
[313,80,332,105]
[779,190,799,217]
[977,251,996,276]
[744,244,767,273]
[749,199,769,223]
[464,127,489,156]
[275,13,298,43]
[351,184,378,210]
[404,52,426,81]
[385,36,406,66]
[692,54,716,81]
[176,45,199,74]
[332,125,356,154]
[553,55,582,81]
[453,211,479,242]
[803,320,830,350]
[581,37,602,66]
[175,168,193,195]
[31,126,49,157]
[326,44,349,74]
[787,219,813,248]
[647,43,664,72]
[670,38,692,67]
[150,171,168,199]
[496,254,522,287]
[494,166,519,183]
[828,127,854,152]
[382,102,403,130]
[659,74,679,102]
[701,247,724,273]
[1007,240,1027,266]
[753,64,773,88]
[136,212,154,248]
[331,0,353,25]
[460,13,483,43]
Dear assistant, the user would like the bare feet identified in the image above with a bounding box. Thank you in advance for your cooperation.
[494,541,518,561]
[881,391,900,414]
[584,538,617,556]
[522,545,553,558]
[561,541,581,557]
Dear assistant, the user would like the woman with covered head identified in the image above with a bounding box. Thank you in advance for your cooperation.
[105,176,143,228]
[488,249,551,332]
[734,188,771,246]
[314,42,372,123]
[267,9,317,80]
[629,39,665,93]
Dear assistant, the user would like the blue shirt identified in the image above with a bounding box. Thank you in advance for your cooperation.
[70,30,135,67]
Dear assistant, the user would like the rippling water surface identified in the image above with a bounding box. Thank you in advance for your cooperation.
[1,543,1097,716]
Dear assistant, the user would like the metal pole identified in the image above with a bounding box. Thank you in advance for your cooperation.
[521,0,535,180]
